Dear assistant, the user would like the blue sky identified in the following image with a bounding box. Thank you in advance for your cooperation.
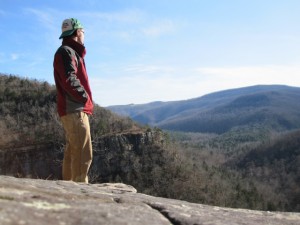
[1,0,300,106]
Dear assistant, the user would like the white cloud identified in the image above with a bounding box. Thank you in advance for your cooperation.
[195,65,300,86]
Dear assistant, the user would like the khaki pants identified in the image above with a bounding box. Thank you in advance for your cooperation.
[60,112,92,183]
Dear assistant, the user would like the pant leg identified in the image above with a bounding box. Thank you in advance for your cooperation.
[62,139,72,180]
[75,112,93,183]
[61,115,73,181]
[61,112,93,183]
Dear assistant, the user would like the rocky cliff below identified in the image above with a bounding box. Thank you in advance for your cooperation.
[0,130,166,183]
[0,175,299,225]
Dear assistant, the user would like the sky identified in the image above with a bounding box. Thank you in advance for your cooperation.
[1,0,300,106]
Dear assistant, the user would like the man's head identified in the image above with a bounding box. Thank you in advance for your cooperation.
[59,18,85,44]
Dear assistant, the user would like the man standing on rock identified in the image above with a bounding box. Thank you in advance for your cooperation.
[53,18,93,183]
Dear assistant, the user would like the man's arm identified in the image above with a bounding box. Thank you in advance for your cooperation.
[54,47,88,103]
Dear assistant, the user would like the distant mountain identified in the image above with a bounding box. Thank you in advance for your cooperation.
[107,85,300,133]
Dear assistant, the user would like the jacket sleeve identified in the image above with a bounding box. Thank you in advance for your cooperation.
[54,47,88,103]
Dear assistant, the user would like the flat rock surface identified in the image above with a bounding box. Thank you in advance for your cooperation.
[0,175,299,225]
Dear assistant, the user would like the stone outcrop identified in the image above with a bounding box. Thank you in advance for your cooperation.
[0,175,299,225]
[0,131,165,182]
[0,144,61,178]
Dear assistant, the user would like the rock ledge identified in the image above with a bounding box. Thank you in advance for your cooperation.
[0,176,299,225]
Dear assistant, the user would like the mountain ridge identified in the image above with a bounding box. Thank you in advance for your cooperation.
[107,85,300,133]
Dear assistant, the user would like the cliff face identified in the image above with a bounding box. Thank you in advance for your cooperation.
[90,131,167,183]
[0,175,299,225]
[0,131,166,183]
[0,144,62,179]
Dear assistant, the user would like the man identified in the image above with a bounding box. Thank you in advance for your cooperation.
[53,18,93,183]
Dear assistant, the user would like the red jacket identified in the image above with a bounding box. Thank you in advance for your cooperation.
[53,39,93,117]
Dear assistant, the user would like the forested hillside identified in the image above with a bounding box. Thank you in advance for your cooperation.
[0,74,140,148]
[1,74,299,212]
[233,130,300,211]
[0,75,57,148]
[167,128,300,212]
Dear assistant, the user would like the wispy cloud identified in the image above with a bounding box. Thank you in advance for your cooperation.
[23,7,177,42]
[82,9,177,40]
[23,8,57,31]
[81,9,144,23]
[141,19,176,37]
